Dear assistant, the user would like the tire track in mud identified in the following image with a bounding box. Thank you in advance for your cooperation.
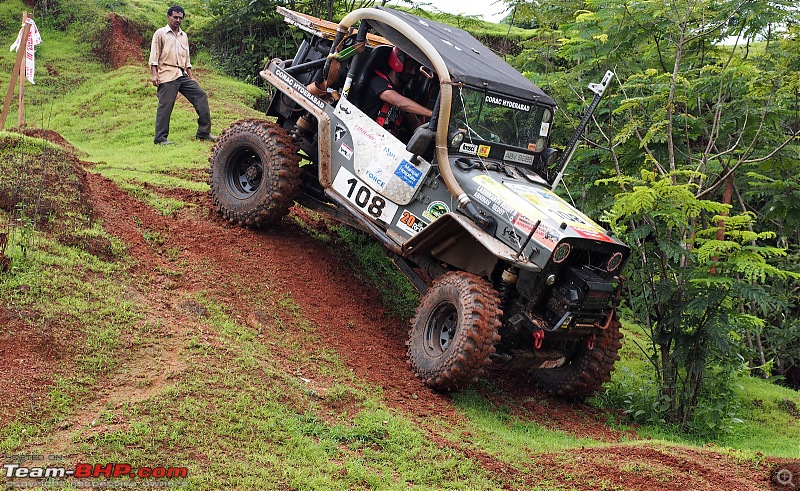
[87,171,454,417]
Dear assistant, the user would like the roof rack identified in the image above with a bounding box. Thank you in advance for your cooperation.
[277,7,391,47]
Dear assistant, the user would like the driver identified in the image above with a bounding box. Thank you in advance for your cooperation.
[362,47,432,136]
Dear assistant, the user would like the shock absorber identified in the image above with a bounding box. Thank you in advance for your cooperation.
[293,112,315,139]
[497,266,519,313]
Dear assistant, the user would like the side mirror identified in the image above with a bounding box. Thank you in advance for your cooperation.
[406,124,436,162]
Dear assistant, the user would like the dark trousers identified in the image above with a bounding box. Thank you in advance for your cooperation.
[154,76,211,143]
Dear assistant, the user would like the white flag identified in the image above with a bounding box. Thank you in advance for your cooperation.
[10,18,42,84]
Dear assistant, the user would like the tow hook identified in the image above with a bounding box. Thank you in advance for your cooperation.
[587,334,596,350]
[532,329,544,349]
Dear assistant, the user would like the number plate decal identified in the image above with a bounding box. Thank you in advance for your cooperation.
[333,167,398,224]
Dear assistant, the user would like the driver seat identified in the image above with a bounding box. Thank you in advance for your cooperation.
[347,44,393,108]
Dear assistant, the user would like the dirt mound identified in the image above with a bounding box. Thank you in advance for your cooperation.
[94,13,145,69]
[0,131,88,230]
[16,127,81,155]
[0,130,112,258]
[0,130,100,422]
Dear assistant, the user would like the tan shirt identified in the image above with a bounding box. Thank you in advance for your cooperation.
[149,25,191,83]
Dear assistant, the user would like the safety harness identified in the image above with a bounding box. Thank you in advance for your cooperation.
[373,70,404,134]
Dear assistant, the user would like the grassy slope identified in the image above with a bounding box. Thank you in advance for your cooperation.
[596,324,800,457]
[0,0,799,489]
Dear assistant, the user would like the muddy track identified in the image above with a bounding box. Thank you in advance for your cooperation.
[85,173,785,490]
[86,171,455,416]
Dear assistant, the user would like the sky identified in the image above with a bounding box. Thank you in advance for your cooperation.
[388,0,511,24]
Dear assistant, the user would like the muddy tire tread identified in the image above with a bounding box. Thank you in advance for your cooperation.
[532,319,623,401]
[208,119,301,227]
[408,272,502,391]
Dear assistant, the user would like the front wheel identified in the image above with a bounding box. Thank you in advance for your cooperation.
[530,318,623,401]
[208,119,301,227]
[408,272,502,391]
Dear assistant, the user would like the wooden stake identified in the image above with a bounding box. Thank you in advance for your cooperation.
[0,12,31,131]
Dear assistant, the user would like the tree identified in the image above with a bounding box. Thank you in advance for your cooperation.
[511,0,800,430]
[600,170,797,430]
[204,0,301,84]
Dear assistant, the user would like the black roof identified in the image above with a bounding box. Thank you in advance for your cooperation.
[368,7,556,106]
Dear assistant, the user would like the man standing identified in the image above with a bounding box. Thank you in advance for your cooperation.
[149,5,216,145]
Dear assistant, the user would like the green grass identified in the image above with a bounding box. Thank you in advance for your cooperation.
[0,230,139,451]
[63,291,505,489]
[592,323,800,458]
[452,391,606,452]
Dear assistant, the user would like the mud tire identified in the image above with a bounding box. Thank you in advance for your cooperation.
[408,272,502,391]
[531,318,623,401]
[209,119,301,227]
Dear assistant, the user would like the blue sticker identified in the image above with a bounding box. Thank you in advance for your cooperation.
[394,160,423,187]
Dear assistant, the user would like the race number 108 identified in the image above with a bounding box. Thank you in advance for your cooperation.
[332,167,398,223]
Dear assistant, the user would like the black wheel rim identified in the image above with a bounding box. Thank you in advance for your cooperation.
[423,302,458,357]
[226,149,263,199]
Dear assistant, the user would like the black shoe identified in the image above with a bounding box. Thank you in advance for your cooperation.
[196,133,217,142]
[155,139,173,145]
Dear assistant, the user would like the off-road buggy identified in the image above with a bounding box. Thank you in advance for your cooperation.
[208,7,630,399]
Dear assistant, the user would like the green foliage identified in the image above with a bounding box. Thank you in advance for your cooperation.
[601,169,799,430]
[601,365,746,438]
[746,171,800,242]
[506,0,800,416]
[203,0,302,85]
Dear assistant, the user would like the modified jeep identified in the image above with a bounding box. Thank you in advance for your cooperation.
[208,6,630,399]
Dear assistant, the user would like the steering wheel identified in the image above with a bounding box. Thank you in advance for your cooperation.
[457,120,485,140]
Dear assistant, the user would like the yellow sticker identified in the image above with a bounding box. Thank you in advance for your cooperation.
[478,145,491,157]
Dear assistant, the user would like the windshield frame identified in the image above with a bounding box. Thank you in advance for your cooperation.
[449,84,556,156]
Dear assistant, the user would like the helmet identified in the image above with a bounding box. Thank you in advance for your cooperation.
[388,46,406,72]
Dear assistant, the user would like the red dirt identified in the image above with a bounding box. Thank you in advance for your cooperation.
[16,127,81,155]
[95,13,145,69]
[0,306,62,423]
[535,444,777,490]
[86,171,454,416]
[82,173,786,490]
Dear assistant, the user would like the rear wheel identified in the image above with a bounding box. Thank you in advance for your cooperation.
[531,318,623,401]
[208,119,301,227]
[408,272,501,391]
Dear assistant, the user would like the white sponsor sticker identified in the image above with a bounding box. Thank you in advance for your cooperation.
[363,167,388,191]
[540,122,550,137]
[459,143,478,155]
[332,167,398,224]
[339,143,353,160]
[396,210,428,236]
